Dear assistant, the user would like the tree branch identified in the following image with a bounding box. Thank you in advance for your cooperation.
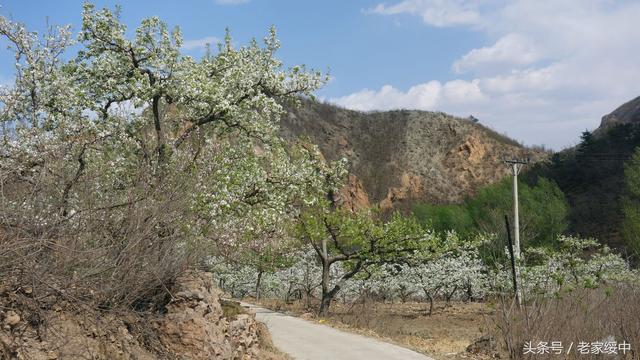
[60,145,87,217]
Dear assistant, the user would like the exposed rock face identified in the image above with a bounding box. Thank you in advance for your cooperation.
[379,173,425,211]
[453,135,487,164]
[339,174,371,212]
[281,100,545,210]
[228,314,260,359]
[157,270,260,359]
[157,271,233,358]
[1,308,155,360]
[0,270,264,360]
[598,96,640,131]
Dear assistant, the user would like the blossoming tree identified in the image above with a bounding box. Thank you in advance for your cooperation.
[0,3,328,308]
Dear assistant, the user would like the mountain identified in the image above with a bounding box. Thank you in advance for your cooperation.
[281,100,546,211]
[597,96,640,132]
[280,96,640,250]
[524,96,640,249]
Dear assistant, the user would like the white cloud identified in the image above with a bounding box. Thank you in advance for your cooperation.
[442,79,484,103]
[214,0,250,5]
[334,82,441,111]
[182,36,220,51]
[453,33,540,74]
[343,0,640,149]
[479,66,558,94]
[332,79,486,112]
[370,0,481,27]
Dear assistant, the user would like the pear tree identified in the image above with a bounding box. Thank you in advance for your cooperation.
[0,3,327,307]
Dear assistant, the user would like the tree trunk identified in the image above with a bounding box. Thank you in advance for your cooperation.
[319,293,332,316]
[314,235,364,316]
[285,282,294,303]
[445,285,458,305]
[424,289,434,316]
[255,270,263,300]
[305,289,312,309]
[319,259,332,315]
[151,94,168,165]
[318,260,363,316]
[319,283,343,316]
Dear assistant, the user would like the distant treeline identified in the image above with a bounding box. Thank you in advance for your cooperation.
[412,176,568,249]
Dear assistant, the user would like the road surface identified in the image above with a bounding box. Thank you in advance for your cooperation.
[242,303,434,360]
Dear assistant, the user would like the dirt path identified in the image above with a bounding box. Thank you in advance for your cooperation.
[242,303,434,360]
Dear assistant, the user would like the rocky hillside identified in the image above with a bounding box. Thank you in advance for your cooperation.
[596,95,640,132]
[525,96,640,248]
[281,100,546,211]
[0,270,285,360]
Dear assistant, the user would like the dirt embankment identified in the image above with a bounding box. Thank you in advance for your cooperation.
[0,270,284,360]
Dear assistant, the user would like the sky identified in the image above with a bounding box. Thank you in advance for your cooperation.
[1,0,639,150]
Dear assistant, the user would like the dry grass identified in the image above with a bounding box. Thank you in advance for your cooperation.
[492,286,640,359]
[0,149,207,314]
[0,154,210,358]
[0,194,195,313]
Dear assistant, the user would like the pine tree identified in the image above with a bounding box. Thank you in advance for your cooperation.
[622,147,640,257]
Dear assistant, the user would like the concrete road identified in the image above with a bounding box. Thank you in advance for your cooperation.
[242,303,434,360]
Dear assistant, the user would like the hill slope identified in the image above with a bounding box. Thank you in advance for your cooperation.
[597,95,640,132]
[281,100,545,211]
[525,96,640,248]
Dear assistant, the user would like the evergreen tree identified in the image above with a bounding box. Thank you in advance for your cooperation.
[622,147,640,257]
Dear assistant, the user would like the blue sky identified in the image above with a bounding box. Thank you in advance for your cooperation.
[2,0,640,149]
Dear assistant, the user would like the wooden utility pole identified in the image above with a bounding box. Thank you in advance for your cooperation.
[504,215,520,305]
[503,158,528,305]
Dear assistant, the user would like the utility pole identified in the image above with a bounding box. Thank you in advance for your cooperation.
[504,215,519,305]
[503,157,529,305]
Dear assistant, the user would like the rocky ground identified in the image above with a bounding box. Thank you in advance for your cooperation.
[0,270,287,360]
